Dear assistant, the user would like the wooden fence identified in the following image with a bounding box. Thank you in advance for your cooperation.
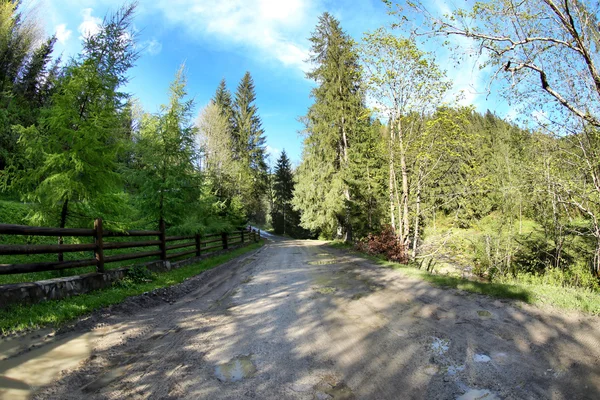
[0,219,260,276]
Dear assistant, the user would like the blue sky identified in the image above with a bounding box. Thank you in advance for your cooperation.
[35,0,511,166]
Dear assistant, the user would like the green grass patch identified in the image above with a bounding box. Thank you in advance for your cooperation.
[0,241,264,335]
[329,243,600,315]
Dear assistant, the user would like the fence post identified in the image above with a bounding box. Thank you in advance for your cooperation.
[241,229,245,243]
[221,232,228,250]
[195,233,201,257]
[159,219,167,261]
[94,218,105,273]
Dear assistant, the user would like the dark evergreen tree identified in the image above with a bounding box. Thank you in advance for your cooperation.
[233,71,268,222]
[271,150,294,234]
[293,12,365,241]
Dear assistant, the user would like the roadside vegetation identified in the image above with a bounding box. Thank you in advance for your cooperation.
[330,240,600,315]
[0,241,264,335]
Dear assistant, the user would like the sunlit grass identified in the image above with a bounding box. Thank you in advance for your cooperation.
[328,242,600,315]
[0,241,264,335]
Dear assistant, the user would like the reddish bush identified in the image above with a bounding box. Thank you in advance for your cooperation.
[355,225,408,263]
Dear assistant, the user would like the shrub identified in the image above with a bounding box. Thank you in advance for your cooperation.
[356,225,408,263]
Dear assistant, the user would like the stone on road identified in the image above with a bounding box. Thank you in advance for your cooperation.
[3,237,600,399]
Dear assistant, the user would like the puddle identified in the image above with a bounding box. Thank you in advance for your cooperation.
[313,286,337,295]
[477,310,492,318]
[456,389,497,400]
[473,354,491,363]
[0,331,98,400]
[324,381,355,399]
[309,260,337,265]
[214,355,256,383]
[430,337,450,355]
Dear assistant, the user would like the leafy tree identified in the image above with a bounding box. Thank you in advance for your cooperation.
[294,12,365,241]
[361,28,450,253]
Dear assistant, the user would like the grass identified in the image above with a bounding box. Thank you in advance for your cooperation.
[328,242,600,315]
[0,241,264,335]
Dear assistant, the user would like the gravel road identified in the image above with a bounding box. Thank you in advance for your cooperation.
[5,237,600,399]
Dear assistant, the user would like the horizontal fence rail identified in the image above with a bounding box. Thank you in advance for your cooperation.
[0,219,260,276]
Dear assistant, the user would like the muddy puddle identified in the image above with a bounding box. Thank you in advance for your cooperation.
[457,388,498,400]
[215,355,257,382]
[0,330,99,399]
[308,259,338,266]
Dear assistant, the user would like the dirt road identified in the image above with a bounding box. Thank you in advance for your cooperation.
[2,237,600,399]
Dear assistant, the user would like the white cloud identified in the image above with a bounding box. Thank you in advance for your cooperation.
[78,8,101,39]
[266,145,281,158]
[152,0,317,73]
[142,38,162,56]
[55,24,72,44]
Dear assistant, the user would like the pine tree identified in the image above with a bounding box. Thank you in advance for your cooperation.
[293,12,365,241]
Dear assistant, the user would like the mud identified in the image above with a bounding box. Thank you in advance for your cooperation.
[1,238,599,399]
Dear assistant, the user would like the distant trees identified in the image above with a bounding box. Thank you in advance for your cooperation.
[389,0,600,276]
[271,150,293,235]
[197,73,269,226]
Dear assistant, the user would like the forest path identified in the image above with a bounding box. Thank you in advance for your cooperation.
[4,237,600,399]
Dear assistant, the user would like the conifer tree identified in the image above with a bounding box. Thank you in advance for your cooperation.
[271,150,294,234]
[232,71,268,222]
[132,65,199,227]
[293,12,365,241]
[11,4,137,229]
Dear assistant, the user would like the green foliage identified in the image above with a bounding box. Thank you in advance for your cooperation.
[294,13,367,242]
[270,149,309,237]
[130,66,200,228]
[232,72,268,222]
[8,4,137,228]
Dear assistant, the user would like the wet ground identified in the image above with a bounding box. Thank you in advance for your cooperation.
[1,237,600,399]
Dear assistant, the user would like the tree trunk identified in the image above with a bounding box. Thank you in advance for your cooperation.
[58,198,69,262]
[412,168,422,260]
[398,120,410,248]
[388,121,396,233]
[341,114,352,243]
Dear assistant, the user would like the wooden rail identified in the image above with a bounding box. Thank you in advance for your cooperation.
[0,219,261,276]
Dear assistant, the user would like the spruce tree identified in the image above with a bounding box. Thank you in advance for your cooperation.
[232,71,268,222]
[293,12,365,241]
[272,150,294,235]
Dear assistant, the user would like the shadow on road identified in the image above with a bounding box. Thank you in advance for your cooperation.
[6,238,599,399]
